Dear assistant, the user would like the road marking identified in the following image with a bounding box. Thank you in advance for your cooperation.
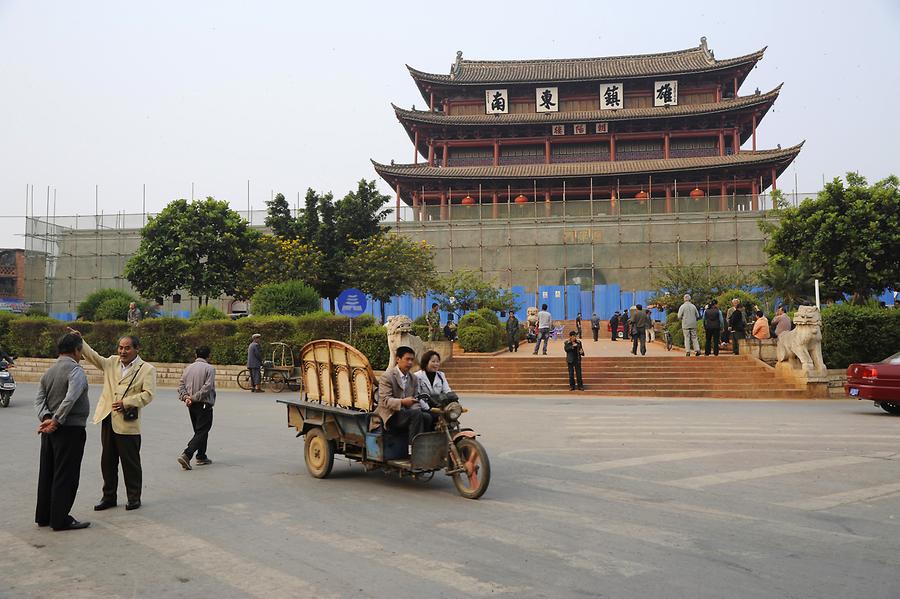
[212,503,527,596]
[666,456,875,489]
[574,432,900,439]
[569,449,738,473]
[520,477,872,544]
[436,522,655,578]
[103,515,332,599]
[779,482,900,511]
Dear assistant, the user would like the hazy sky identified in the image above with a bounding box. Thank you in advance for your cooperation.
[1,0,898,247]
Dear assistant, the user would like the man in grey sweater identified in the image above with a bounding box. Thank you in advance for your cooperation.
[177,346,216,470]
[34,333,91,531]
[677,294,702,357]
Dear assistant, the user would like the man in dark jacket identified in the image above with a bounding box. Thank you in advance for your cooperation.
[247,334,263,393]
[609,311,620,341]
[590,313,601,342]
[729,305,746,355]
[563,331,584,391]
[505,314,520,353]
[34,333,91,531]
[703,300,722,356]
[629,304,651,356]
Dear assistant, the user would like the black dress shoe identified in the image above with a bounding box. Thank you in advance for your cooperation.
[125,500,141,511]
[36,522,49,527]
[53,519,90,531]
[94,500,117,511]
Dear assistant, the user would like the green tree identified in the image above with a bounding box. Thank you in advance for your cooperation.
[649,262,752,312]
[77,288,153,320]
[430,269,519,317]
[264,192,300,239]
[251,280,321,316]
[125,198,258,303]
[299,188,320,246]
[335,179,391,244]
[235,235,323,300]
[316,193,343,310]
[763,173,900,304]
[755,257,819,310]
[343,233,435,323]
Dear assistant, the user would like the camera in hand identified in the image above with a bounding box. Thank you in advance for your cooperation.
[123,406,139,421]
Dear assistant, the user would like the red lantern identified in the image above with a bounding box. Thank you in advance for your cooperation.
[461,195,475,205]
[514,194,529,204]
[635,190,648,200]
[690,187,705,198]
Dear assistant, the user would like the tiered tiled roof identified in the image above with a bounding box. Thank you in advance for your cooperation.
[373,144,803,184]
[409,39,764,89]
[394,86,781,129]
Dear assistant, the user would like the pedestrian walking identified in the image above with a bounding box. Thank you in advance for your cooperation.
[127,302,142,326]
[724,298,740,347]
[629,304,651,356]
[677,294,701,357]
[575,313,583,339]
[590,313,600,341]
[247,333,263,393]
[563,331,584,391]
[532,304,552,355]
[176,346,216,470]
[505,313,520,352]
[68,328,156,512]
[703,300,722,356]
[34,333,91,531]
[644,308,656,344]
[609,311,620,341]
[729,305,746,355]
[426,303,441,342]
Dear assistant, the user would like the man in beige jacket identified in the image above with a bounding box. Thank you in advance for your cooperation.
[68,328,156,511]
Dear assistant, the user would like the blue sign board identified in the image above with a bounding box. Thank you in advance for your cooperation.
[337,288,367,317]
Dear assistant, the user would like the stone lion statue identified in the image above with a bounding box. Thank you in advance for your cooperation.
[385,315,425,371]
[776,305,826,374]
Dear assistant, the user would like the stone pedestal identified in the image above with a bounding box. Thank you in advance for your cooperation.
[775,362,829,398]
[423,340,454,359]
[746,338,778,365]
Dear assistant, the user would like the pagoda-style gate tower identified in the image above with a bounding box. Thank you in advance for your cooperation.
[374,37,801,220]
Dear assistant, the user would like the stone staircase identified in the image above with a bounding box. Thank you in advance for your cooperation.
[440,354,810,398]
[8,358,249,390]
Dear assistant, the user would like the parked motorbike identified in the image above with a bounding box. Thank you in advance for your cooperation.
[0,359,15,408]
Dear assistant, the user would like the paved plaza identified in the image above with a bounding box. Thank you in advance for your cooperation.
[2,384,900,598]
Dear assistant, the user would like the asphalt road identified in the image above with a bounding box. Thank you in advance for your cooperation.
[1,383,899,598]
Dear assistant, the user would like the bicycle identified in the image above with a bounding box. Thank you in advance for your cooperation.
[662,329,673,351]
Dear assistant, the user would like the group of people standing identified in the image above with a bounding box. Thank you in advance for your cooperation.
[679,295,793,357]
[34,329,217,531]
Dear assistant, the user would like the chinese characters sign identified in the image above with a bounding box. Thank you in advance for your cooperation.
[484,89,508,114]
[600,83,623,110]
[654,80,678,106]
[536,87,559,112]
[551,125,565,136]
[573,124,587,135]
[595,123,609,134]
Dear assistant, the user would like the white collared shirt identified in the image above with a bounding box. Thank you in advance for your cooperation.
[120,358,139,379]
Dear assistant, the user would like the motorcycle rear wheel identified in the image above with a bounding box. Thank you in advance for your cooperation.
[0,393,9,408]
[451,438,490,499]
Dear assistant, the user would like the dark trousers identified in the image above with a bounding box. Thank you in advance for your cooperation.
[386,408,433,446]
[507,335,519,352]
[36,426,86,528]
[705,329,721,355]
[183,402,214,460]
[732,335,742,355]
[101,415,142,503]
[567,361,583,389]
[249,367,261,388]
[632,329,647,355]
[611,326,617,341]
[592,327,599,341]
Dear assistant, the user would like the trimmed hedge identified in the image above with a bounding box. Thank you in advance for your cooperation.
[0,312,387,370]
[821,304,900,368]
[459,326,497,353]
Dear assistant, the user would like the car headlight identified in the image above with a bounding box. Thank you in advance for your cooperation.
[445,401,462,421]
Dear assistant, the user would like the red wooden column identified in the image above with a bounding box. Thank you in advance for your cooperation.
[427,141,434,166]
[493,140,499,166]
[751,113,757,151]
[610,135,616,161]
[429,89,434,112]
[732,128,740,154]
[413,129,419,165]
[720,182,728,212]
[491,191,499,219]
[716,84,722,102]
[544,139,551,164]
[411,191,419,221]
[395,184,402,224]
[751,179,759,211]
[771,167,777,191]
[733,76,738,97]
[664,132,670,159]
[718,130,725,156]
[442,143,448,167]
[665,184,672,213]
[440,192,448,221]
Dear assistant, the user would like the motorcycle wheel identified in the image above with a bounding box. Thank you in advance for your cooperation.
[236,370,253,390]
[304,428,334,479]
[451,438,490,499]
[879,402,900,415]
[0,393,8,408]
